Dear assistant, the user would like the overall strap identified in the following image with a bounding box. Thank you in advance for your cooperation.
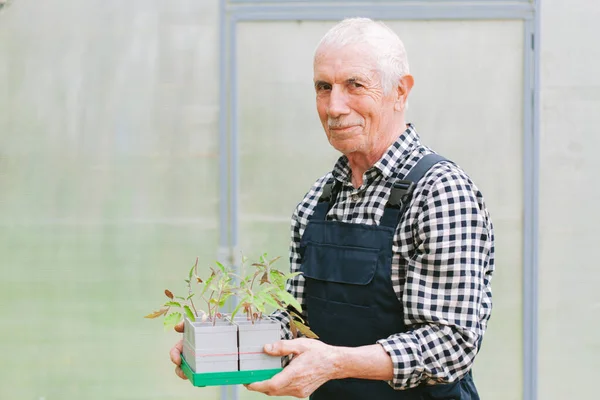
[379,153,449,228]
[310,178,342,221]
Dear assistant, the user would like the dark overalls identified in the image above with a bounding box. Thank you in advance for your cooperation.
[299,154,480,400]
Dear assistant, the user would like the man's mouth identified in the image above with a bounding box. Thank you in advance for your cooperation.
[330,125,357,131]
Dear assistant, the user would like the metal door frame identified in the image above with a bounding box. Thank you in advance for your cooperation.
[217,2,540,399]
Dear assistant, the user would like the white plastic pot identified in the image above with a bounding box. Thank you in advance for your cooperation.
[182,317,238,373]
[236,317,281,371]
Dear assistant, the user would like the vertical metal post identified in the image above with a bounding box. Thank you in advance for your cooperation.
[218,2,231,400]
[522,19,534,398]
[230,17,240,273]
[530,1,541,399]
[523,1,540,399]
[229,15,241,400]
[218,1,229,254]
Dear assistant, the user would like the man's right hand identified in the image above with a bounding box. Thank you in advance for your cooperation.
[169,321,188,380]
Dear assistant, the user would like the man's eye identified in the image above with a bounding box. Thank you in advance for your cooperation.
[350,81,363,88]
[317,83,331,91]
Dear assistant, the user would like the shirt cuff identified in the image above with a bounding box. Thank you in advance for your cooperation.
[376,335,423,390]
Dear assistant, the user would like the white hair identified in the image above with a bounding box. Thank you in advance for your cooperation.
[315,18,410,95]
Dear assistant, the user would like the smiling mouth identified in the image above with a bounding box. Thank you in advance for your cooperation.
[329,125,357,132]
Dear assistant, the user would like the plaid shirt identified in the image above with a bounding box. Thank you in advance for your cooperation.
[271,124,495,390]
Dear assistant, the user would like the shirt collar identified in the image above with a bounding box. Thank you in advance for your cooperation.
[331,123,421,184]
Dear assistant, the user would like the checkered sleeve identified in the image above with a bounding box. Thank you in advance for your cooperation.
[377,165,494,390]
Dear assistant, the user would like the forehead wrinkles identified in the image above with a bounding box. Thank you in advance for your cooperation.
[314,55,380,85]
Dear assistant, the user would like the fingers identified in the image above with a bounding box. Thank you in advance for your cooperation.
[171,322,185,380]
[246,377,282,395]
[175,365,188,380]
[262,367,293,391]
[174,321,184,333]
[245,381,269,394]
[170,339,183,366]
[171,340,187,380]
[245,369,294,397]
[245,339,329,398]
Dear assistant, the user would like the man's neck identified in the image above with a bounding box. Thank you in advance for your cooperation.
[346,152,382,188]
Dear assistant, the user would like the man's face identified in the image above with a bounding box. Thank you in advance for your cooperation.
[313,45,398,157]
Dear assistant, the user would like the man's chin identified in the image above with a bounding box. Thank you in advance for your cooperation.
[329,138,362,155]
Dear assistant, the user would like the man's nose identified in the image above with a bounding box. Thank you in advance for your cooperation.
[327,86,350,118]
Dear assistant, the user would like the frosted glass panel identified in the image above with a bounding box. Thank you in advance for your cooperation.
[392,20,525,400]
[0,1,223,399]
[238,20,524,400]
[538,1,600,397]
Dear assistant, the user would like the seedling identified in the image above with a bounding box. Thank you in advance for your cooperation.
[233,254,318,338]
[145,254,318,335]
[145,257,236,329]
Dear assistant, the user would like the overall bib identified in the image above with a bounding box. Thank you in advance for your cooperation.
[299,154,480,400]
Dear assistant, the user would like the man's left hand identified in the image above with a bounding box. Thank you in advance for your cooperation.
[245,338,342,398]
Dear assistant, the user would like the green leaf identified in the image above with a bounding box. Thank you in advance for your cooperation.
[231,302,243,319]
[184,279,190,284]
[215,261,226,273]
[175,296,186,300]
[277,290,302,313]
[164,301,181,308]
[218,292,233,307]
[202,274,216,295]
[270,270,286,288]
[284,271,302,280]
[183,306,195,321]
[231,296,250,319]
[164,312,182,330]
[257,292,280,309]
[186,293,195,300]
[253,299,266,313]
[188,265,195,280]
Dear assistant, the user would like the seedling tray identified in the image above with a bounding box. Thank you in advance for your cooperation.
[181,355,283,387]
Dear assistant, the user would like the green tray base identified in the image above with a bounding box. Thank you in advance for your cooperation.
[181,355,283,387]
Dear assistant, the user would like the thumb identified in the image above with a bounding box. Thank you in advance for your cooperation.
[264,340,300,356]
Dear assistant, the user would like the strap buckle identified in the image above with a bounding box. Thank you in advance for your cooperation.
[319,183,334,203]
[387,180,415,209]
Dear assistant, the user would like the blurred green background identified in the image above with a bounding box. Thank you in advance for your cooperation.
[1,0,599,399]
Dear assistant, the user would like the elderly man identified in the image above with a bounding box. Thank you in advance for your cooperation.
[171,18,494,399]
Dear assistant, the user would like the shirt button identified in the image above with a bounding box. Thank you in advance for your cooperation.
[351,193,360,202]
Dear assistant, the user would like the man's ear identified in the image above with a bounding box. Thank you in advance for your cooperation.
[394,74,414,111]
